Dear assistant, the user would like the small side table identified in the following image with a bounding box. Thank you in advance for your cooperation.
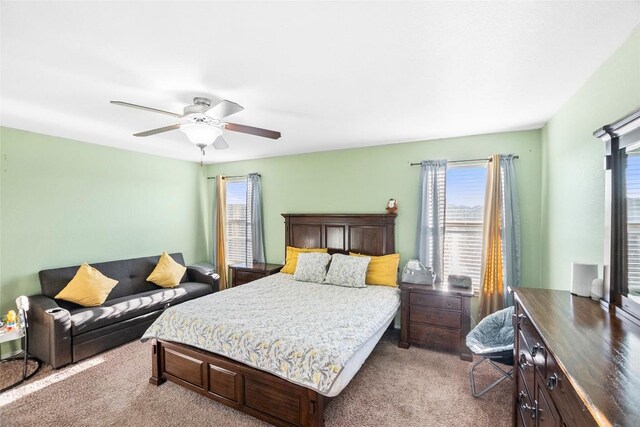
[230,263,284,287]
[0,325,41,393]
[398,282,473,361]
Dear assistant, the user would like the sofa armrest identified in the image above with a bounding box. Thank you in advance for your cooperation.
[187,266,220,293]
[28,294,61,318]
[27,295,73,369]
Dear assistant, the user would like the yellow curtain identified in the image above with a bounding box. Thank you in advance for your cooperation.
[216,176,228,290]
[478,154,504,320]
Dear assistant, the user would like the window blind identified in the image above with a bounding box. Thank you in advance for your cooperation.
[226,177,253,266]
[443,163,487,294]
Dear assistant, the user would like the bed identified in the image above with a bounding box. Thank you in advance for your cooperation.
[142,213,398,427]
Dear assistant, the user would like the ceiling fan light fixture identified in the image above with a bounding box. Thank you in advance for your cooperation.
[180,123,223,146]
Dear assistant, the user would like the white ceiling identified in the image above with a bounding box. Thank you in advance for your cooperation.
[2,1,639,164]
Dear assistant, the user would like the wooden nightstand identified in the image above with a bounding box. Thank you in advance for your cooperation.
[230,263,284,287]
[398,282,473,361]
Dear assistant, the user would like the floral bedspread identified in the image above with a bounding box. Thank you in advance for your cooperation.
[141,273,400,394]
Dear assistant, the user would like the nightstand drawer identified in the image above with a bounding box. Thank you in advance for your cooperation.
[235,271,265,285]
[410,293,461,311]
[230,263,284,287]
[399,282,472,360]
[410,306,461,329]
[409,323,459,351]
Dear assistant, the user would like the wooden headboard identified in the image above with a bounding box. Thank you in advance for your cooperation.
[282,213,396,256]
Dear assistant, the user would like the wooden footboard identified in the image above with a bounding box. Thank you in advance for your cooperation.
[150,339,327,427]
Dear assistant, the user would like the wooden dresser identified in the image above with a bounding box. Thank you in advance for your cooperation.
[514,288,640,427]
[230,263,283,287]
[398,283,473,361]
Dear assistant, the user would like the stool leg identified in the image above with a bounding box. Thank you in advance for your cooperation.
[470,356,513,398]
[469,357,486,397]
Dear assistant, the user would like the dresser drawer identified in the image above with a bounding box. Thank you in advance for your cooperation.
[235,270,265,285]
[517,368,535,427]
[536,377,561,427]
[545,353,594,426]
[518,312,546,371]
[410,293,461,311]
[409,323,459,351]
[410,306,461,329]
[517,331,535,396]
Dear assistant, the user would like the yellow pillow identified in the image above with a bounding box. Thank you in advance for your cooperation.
[55,263,119,307]
[350,253,400,287]
[146,252,187,288]
[281,246,329,274]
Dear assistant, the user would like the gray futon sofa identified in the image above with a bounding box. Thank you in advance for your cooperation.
[28,253,219,368]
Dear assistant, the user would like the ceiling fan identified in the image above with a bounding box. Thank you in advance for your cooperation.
[111,97,281,154]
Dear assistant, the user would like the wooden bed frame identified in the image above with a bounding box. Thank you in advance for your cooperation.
[150,213,397,427]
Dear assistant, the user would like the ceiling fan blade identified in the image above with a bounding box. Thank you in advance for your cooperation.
[225,122,281,140]
[111,101,183,118]
[212,135,229,150]
[133,124,182,137]
[207,100,244,119]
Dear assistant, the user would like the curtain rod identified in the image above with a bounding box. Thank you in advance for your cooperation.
[409,155,518,166]
[207,173,261,180]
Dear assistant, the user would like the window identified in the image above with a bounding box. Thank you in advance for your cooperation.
[442,163,487,294]
[627,152,640,297]
[225,177,253,266]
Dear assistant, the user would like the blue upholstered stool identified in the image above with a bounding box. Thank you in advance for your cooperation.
[466,305,515,398]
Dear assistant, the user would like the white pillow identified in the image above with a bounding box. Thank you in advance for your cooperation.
[293,252,331,283]
[324,253,371,288]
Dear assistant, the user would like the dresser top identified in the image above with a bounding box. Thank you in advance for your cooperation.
[515,288,640,426]
[230,263,283,272]
[400,282,474,297]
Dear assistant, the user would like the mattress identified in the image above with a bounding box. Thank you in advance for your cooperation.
[324,302,397,396]
[142,273,400,396]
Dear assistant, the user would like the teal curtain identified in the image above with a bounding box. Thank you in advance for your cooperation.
[211,179,217,268]
[416,160,447,282]
[248,173,265,264]
[500,155,521,306]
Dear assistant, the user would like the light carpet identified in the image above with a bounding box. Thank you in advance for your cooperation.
[0,331,511,426]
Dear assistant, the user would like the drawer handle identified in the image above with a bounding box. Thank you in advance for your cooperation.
[517,313,527,326]
[518,392,536,420]
[446,301,452,308]
[531,400,538,420]
[518,352,532,370]
[547,373,559,390]
[437,314,444,320]
[418,297,423,304]
[531,343,545,358]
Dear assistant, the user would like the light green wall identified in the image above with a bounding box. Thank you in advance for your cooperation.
[0,127,209,315]
[207,129,543,288]
[3,26,635,341]
[541,28,640,289]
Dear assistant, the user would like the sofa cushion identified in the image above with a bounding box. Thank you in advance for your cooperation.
[39,253,189,302]
[70,282,211,335]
